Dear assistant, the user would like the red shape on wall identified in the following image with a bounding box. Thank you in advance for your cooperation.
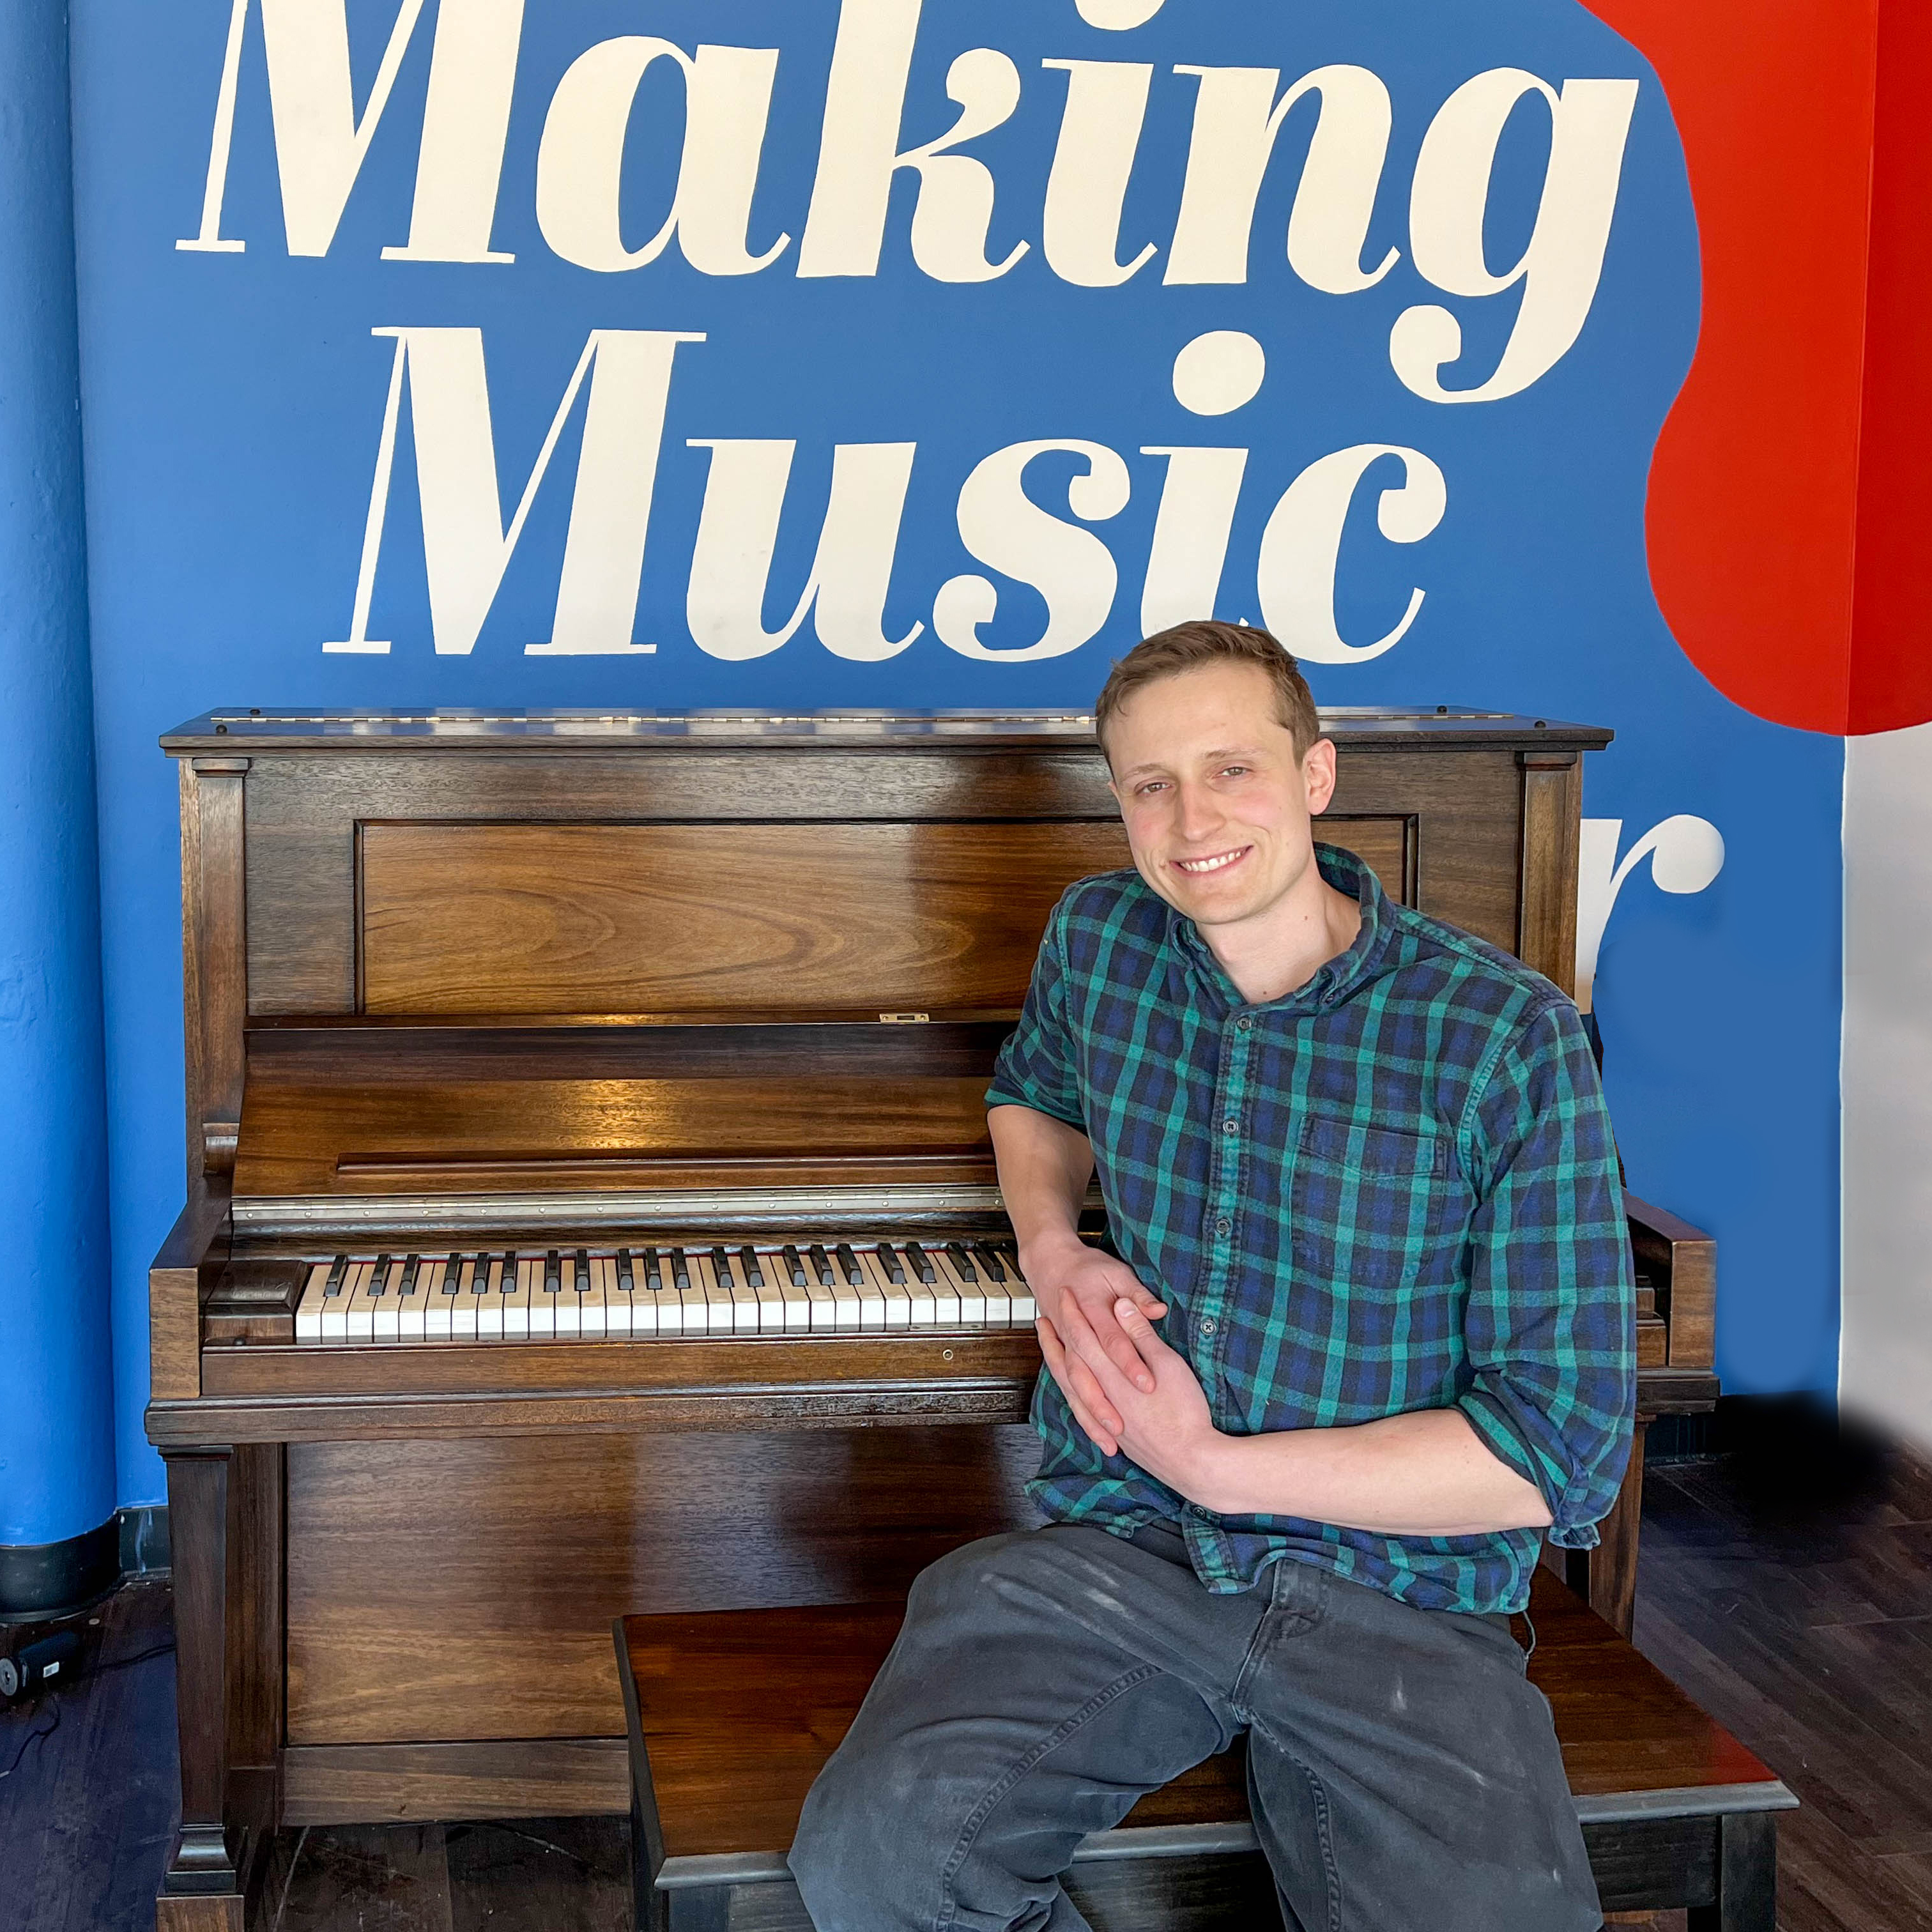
[1587,0,1869,734]
[1586,0,1920,737]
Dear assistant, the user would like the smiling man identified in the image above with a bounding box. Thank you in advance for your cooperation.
[789,622,1636,1932]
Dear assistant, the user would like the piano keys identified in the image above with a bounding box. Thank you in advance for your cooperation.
[295,1239,1038,1340]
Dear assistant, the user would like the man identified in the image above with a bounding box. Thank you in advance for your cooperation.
[790,622,1634,1932]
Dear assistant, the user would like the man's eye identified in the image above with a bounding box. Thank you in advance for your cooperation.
[1220,765,1249,779]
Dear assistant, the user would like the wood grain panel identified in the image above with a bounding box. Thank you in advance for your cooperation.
[234,1072,997,1197]
[284,1426,1043,1747]
[282,1740,629,1825]
[361,821,1132,1016]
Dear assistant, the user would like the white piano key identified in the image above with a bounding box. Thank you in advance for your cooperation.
[526,1254,556,1341]
[322,1259,362,1342]
[641,1252,684,1335]
[477,1257,506,1340]
[595,1254,629,1338]
[850,1249,886,1331]
[749,1258,793,1333]
[453,1257,485,1340]
[878,1242,935,1326]
[420,1259,453,1339]
[770,1248,813,1329]
[907,1245,959,1324]
[551,1250,581,1339]
[717,1250,762,1333]
[668,1249,710,1334]
[500,1257,533,1340]
[344,1260,379,1342]
[857,1249,909,1328]
[804,1269,839,1331]
[296,1261,334,1343]
[935,1248,986,1325]
[1006,1253,1038,1325]
[624,1251,661,1335]
[397,1257,429,1341]
[578,1252,609,1338]
[960,1246,1013,1328]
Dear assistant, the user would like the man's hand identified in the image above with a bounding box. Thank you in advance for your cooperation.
[1037,1292,1224,1488]
[1023,1238,1168,1450]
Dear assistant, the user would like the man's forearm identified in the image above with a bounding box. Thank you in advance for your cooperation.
[1185,1407,1554,1538]
[988,1104,1095,1262]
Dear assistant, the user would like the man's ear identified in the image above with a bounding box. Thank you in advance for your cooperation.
[1303,738,1338,815]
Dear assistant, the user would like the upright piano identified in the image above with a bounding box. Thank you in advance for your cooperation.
[146,707,1719,1931]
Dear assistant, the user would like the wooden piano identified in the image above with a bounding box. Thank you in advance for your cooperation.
[145,707,1719,1931]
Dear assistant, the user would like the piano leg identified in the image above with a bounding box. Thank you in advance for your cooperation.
[158,1448,250,1932]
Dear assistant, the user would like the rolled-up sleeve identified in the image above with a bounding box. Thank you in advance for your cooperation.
[1455,999,1636,1549]
[986,899,1085,1130]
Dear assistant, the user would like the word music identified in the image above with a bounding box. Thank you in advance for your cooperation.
[178,0,1644,662]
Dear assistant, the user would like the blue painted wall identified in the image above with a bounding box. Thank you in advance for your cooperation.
[66,0,1841,1507]
[0,0,116,1547]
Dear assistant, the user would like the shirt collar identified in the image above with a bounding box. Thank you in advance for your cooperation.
[1163,841,1398,1016]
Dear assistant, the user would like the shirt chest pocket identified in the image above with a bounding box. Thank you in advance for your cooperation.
[1288,1114,1466,1296]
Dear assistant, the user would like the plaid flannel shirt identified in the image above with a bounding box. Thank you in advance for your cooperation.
[987,845,1636,1616]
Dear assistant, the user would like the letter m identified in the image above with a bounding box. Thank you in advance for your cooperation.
[327,328,702,657]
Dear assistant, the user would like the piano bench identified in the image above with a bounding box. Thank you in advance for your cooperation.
[615,1569,1797,1932]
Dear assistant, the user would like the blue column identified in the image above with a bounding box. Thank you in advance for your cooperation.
[0,0,117,1612]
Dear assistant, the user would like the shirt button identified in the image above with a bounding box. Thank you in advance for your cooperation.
[1214,1215,1232,1236]
[1222,1117,1239,1133]
[1236,1015,1254,1033]
[1200,1317,1218,1337]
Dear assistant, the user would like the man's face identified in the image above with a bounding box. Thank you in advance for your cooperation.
[1105,662,1337,931]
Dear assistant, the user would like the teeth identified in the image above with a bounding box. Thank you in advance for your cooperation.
[1176,848,1246,874]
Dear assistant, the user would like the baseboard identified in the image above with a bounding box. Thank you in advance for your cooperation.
[0,1516,119,1618]
[281,1738,629,1824]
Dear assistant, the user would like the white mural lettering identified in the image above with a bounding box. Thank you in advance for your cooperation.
[799,0,1027,282]
[1575,816,1726,1011]
[1041,59,1158,287]
[935,440,1133,661]
[685,440,923,661]
[1165,63,1399,291]
[326,326,700,657]
[1395,70,1639,402]
[1255,444,1447,661]
[534,38,788,276]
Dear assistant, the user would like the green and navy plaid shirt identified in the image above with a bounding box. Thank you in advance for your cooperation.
[988,844,1636,1616]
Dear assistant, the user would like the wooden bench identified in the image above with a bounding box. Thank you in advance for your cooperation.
[617,1571,1795,1932]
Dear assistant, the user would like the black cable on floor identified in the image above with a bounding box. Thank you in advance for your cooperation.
[0,1705,59,1779]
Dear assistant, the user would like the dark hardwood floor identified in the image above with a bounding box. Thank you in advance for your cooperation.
[4,1412,1928,1932]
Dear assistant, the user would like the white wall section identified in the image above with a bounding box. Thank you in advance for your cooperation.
[1842,723,1932,1450]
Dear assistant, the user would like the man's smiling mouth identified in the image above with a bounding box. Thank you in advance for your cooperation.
[1172,846,1253,875]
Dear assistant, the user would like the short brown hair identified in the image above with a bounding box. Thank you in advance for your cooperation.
[1095,621,1322,761]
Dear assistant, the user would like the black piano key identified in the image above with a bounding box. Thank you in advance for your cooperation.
[710,1246,735,1289]
[575,1247,592,1292]
[947,1242,978,1284]
[468,1252,490,1294]
[640,1247,663,1293]
[398,1255,420,1298]
[975,1245,1007,1284]
[740,1246,765,1288]
[441,1252,462,1294]
[544,1248,562,1294]
[499,1250,518,1293]
[670,1248,691,1292]
[781,1245,808,1288]
[834,1243,864,1287]
[807,1244,836,1287]
[904,1242,937,1285]
[369,1253,392,1297]
[617,1248,636,1293]
[877,1243,907,1285]
[324,1254,347,1298]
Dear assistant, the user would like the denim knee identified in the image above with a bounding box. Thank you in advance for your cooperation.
[789,1742,937,1931]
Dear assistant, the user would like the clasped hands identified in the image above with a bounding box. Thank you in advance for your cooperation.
[1027,1237,1229,1506]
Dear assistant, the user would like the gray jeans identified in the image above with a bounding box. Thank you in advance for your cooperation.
[789,1522,1601,1932]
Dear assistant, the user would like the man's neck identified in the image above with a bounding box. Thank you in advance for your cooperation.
[1200,861,1363,1006]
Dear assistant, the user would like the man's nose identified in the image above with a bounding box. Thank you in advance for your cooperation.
[1174,780,1223,842]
